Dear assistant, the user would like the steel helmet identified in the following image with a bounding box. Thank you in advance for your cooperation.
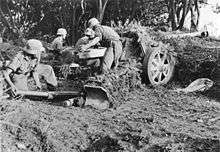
[88,18,100,28]
[84,28,95,36]
[23,39,45,55]
[57,28,67,36]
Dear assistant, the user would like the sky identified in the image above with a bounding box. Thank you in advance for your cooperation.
[198,0,220,38]
[184,0,220,38]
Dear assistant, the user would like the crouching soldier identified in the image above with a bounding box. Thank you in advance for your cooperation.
[75,28,100,68]
[3,39,57,93]
[81,18,123,73]
[51,28,67,60]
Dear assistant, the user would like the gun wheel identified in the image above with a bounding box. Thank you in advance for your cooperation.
[143,47,175,85]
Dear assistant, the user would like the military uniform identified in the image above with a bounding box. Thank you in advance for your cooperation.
[51,36,64,59]
[75,36,100,68]
[7,51,57,91]
[52,36,64,51]
[75,36,90,52]
[93,25,122,72]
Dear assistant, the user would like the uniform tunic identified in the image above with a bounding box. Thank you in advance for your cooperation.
[93,25,122,72]
[51,36,64,53]
[7,52,57,90]
[75,36,90,52]
[75,36,100,68]
[51,36,64,60]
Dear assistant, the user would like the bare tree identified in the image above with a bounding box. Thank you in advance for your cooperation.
[166,0,200,31]
[85,0,109,23]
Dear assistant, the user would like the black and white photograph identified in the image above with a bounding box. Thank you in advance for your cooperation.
[0,0,219,151]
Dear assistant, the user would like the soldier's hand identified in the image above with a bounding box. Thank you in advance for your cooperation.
[80,45,87,52]
[36,84,42,91]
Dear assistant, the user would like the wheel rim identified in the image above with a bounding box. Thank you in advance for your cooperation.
[148,49,173,85]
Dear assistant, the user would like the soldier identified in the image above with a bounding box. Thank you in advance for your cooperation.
[75,28,96,52]
[75,28,100,68]
[81,18,123,73]
[3,39,57,92]
[51,28,67,59]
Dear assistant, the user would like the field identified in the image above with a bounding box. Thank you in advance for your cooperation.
[0,32,220,152]
[0,83,219,152]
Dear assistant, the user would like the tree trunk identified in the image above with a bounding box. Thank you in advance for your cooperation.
[97,0,109,23]
[97,0,102,20]
[130,0,138,21]
[178,0,189,30]
[1,0,24,41]
[0,7,12,31]
[71,2,77,45]
[168,0,177,30]
[190,0,199,31]
[167,0,199,31]
[100,0,109,23]
[0,4,21,40]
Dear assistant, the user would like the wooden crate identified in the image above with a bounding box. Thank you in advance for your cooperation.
[78,47,106,59]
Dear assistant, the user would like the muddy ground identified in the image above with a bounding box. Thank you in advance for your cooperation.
[1,77,220,152]
[0,31,220,152]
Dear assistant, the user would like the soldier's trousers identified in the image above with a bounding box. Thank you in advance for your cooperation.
[37,64,57,87]
[101,40,122,73]
[12,64,57,91]
[86,59,100,67]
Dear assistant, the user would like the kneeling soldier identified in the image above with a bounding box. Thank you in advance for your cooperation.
[3,39,57,92]
[51,28,67,60]
[75,28,100,68]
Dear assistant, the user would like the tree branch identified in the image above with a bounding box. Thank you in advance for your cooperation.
[99,0,109,23]
[81,0,85,14]
[0,5,12,30]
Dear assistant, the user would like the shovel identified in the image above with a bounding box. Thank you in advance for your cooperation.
[14,85,111,110]
[84,85,110,110]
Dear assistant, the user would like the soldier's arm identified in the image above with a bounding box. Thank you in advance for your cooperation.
[3,68,17,92]
[75,37,89,52]
[52,39,64,53]
[32,71,41,89]
[56,40,65,51]
[32,59,41,89]
[4,54,21,92]
[82,27,102,50]
[82,37,100,50]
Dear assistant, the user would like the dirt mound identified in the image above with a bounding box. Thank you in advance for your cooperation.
[1,85,220,151]
[161,36,219,85]
[85,59,143,108]
[116,24,219,86]
[1,53,219,151]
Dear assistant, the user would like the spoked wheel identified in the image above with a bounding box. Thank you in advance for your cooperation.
[143,47,175,85]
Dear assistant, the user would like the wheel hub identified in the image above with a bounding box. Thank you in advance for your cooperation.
[158,65,164,72]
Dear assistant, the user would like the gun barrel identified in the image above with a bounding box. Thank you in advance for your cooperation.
[17,90,50,97]
[16,90,84,99]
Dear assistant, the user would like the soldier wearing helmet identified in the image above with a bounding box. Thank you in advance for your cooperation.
[75,28,100,68]
[75,28,100,52]
[81,18,123,73]
[3,39,57,92]
[51,28,67,59]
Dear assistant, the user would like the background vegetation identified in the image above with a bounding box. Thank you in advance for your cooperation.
[0,0,204,45]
